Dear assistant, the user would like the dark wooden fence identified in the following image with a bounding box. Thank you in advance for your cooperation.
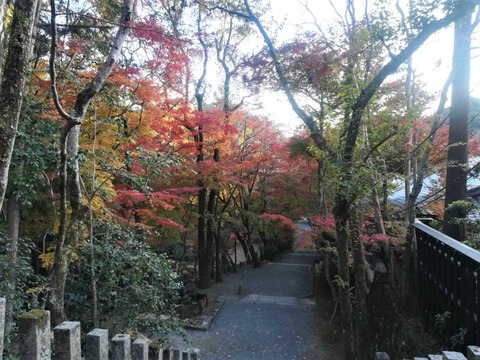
[415,220,480,346]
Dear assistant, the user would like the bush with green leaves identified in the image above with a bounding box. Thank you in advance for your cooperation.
[0,235,47,358]
[445,200,480,248]
[65,221,183,338]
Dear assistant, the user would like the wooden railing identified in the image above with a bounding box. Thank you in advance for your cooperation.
[415,220,480,347]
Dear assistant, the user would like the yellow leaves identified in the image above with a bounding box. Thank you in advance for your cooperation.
[26,287,43,294]
[38,250,55,269]
[38,243,83,270]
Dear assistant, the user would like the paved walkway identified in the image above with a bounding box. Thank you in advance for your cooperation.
[173,250,340,359]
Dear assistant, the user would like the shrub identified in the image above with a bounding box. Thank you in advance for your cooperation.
[65,221,182,338]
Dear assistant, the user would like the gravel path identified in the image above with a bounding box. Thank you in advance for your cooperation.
[172,250,340,359]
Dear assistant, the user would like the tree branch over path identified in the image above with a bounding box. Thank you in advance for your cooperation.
[345,9,467,166]
[218,0,466,163]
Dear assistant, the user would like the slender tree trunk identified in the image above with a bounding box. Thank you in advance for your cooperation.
[48,125,70,324]
[317,160,328,215]
[371,184,386,235]
[382,160,389,221]
[198,187,209,288]
[5,193,20,336]
[444,9,473,241]
[403,71,452,303]
[0,0,8,82]
[0,0,39,210]
[47,0,134,324]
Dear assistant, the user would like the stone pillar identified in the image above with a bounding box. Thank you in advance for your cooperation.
[132,339,150,360]
[442,352,467,360]
[172,348,181,360]
[111,334,131,360]
[162,346,173,360]
[53,322,81,360]
[182,349,192,360]
[468,346,480,360]
[189,348,199,360]
[375,352,390,360]
[86,329,109,360]
[18,309,51,360]
[0,298,5,360]
[148,342,163,360]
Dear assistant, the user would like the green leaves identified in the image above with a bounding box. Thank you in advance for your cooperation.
[66,220,182,336]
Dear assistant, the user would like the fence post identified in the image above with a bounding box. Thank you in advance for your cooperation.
[0,298,5,360]
[132,339,150,360]
[189,349,199,360]
[147,342,163,360]
[172,348,181,360]
[162,346,173,360]
[442,351,467,359]
[111,334,131,360]
[181,349,190,360]
[53,322,81,360]
[18,309,51,360]
[468,346,480,360]
[86,329,109,360]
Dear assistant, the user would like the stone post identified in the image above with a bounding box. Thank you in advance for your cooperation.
[180,349,190,360]
[172,348,181,360]
[163,346,173,360]
[162,346,173,360]
[375,352,390,360]
[0,298,5,360]
[442,352,467,360]
[53,322,81,360]
[18,309,51,360]
[132,339,150,360]
[86,329,109,360]
[468,346,480,360]
[111,334,131,360]
[189,348,199,360]
[148,342,163,360]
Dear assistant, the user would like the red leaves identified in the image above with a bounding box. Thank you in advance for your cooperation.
[309,215,336,230]
[361,233,389,244]
[259,213,295,229]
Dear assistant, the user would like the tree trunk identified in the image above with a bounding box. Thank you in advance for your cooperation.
[333,199,355,360]
[443,9,473,241]
[249,244,260,268]
[351,203,369,359]
[5,193,20,336]
[197,187,209,288]
[215,221,222,282]
[0,0,39,210]
[236,231,250,263]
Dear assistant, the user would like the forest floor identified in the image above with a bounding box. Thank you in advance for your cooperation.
[170,249,344,359]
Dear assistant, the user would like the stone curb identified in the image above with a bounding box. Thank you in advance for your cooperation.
[182,300,225,331]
